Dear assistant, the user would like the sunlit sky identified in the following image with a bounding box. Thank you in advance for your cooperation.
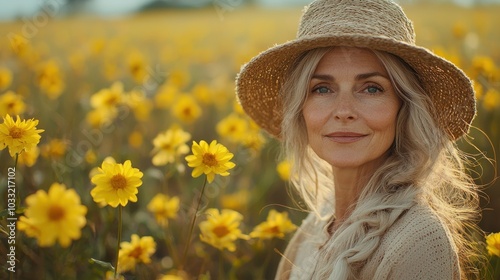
[0,0,499,21]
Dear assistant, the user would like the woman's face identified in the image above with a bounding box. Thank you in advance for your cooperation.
[303,47,401,171]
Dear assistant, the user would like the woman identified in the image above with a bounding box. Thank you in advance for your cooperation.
[236,0,481,279]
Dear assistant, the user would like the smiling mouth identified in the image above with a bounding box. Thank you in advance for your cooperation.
[324,132,367,143]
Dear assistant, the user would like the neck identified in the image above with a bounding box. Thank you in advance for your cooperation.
[333,163,374,224]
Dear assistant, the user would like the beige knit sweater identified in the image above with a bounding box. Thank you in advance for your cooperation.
[275,204,460,279]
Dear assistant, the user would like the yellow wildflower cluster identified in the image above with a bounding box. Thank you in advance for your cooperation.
[199,208,250,252]
[486,232,500,257]
[18,183,87,247]
[0,114,44,157]
[90,160,143,207]
[0,67,13,90]
[0,91,25,116]
[147,193,180,227]
[0,4,497,279]
[40,138,68,160]
[118,234,157,273]
[199,208,297,252]
[216,104,266,153]
[36,60,65,99]
[185,140,236,183]
[151,125,191,166]
[250,210,297,240]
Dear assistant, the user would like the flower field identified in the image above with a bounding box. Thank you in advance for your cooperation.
[0,2,499,279]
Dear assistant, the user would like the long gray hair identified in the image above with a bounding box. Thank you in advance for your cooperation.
[280,47,481,279]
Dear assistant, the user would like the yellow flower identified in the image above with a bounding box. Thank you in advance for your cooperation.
[89,156,116,179]
[85,108,116,127]
[0,114,44,157]
[8,33,29,55]
[40,138,68,160]
[18,183,87,247]
[90,82,124,111]
[36,60,65,99]
[216,113,249,143]
[473,80,483,100]
[124,90,153,121]
[185,140,236,183]
[249,210,297,240]
[220,189,249,213]
[158,275,185,280]
[0,90,26,117]
[18,146,40,167]
[155,83,178,109]
[127,51,148,84]
[482,88,500,111]
[452,21,467,40]
[128,130,143,148]
[471,55,496,80]
[104,270,124,280]
[151,126,191,166]
[85,149,97,164]
[117,234,156,273]
[486,232,500,257]
[172,95,202,124]
[276,160,292,181]
[90,160,143,207]
[199,208,249,252]
[0,67,13,90]
[157,270,188,280]
[192,83,212,105]
[241,130,266,154]
[168,69,190,88]
[147,193,180,227]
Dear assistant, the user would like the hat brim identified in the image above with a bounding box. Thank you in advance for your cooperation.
[236,34,476,140]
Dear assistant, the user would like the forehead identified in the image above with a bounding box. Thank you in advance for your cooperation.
[314,47,387,74]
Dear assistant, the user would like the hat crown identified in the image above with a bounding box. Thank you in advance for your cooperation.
[298,0,415,45]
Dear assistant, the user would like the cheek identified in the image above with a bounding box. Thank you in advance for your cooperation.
[367,104,399,141]
[303,102,325,136]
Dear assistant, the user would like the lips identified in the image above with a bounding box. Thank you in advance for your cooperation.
[324,132,367,143]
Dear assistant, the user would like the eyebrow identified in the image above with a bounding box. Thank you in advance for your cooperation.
[311,71,389,81]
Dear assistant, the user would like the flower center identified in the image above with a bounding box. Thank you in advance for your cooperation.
[9,127,24,139]
[212,225,230,238]
[105,95,118,106]
[265,225,280,234]
[161,143,172,151]
[110,174,127,190]
[128,246,143,259]
[202,153,217,167]
[48,205,65,221]
[182,107,192,117]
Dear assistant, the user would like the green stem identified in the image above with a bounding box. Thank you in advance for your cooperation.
[114,205,123,278]
[494,257,500,279]
[219,250,225,280]
[163,226,179,267]
[180,176,208,270]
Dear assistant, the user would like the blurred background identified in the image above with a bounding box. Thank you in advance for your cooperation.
[0,0,499,279]
[2,0,500,20]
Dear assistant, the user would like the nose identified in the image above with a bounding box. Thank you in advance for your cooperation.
[332,92,357,121]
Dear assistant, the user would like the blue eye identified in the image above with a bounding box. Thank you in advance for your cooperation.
[313,86,330,94]
[365,85,383,94]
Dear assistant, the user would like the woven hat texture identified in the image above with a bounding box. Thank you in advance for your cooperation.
[236,0,476,140]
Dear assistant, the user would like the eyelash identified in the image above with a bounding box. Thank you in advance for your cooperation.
[364,84,384,94]
[310,84,384,95]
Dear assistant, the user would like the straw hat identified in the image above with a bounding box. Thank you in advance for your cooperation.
[236,0,476,140]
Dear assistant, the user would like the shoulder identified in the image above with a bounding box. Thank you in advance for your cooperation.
[362,203,460,280]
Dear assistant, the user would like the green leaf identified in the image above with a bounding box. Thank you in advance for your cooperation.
[89,258,114,271]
